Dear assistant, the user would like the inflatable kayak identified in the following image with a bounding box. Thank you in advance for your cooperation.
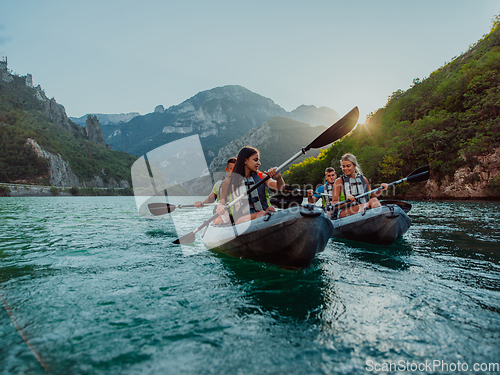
[201,205,333,269]
[330,202,411,245]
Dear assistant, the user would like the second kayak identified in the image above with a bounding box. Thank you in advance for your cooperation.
[330,203,411,245]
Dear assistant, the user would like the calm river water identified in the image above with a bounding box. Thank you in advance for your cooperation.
[0,197,499,374]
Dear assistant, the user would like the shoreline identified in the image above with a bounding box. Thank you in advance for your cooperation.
[0,183,133,197]
[1,183,499,201]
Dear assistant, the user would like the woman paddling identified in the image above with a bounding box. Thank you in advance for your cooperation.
[216,146,285,224]
[332,153,388,218]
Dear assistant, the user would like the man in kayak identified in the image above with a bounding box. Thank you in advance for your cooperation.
[194,157,236,207]
[306,167,337,217]
[332,153,388,218]
[216,146,285,224]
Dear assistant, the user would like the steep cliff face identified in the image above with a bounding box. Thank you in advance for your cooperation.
[26,138,130,188]
[85,115,106,146]
[38,95,87,138]
[422,147,500,199]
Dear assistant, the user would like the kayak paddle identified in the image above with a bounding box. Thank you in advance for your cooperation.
[172,106,360,244]
[269,193,305,209]
[148,202,217,216]
[270,186,310,209]
[380,200,412,213]
[328,165,430,209]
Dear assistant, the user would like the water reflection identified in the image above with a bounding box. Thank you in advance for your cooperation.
[214,253,344,323]
[333,238,413,271]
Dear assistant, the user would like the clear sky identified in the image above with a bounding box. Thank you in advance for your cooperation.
[1,0,499,123]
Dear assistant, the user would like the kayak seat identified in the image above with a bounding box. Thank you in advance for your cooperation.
[299,205,322,218]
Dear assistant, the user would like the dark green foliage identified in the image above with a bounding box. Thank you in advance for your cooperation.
[0,72,136,184]
[69,186,79,196]
[285,17,500,189]
[0,185,11,196]
[487,177,500,197]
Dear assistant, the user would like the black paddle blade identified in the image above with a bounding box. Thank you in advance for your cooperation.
[270,193,304,209]
[381,200,412,213]
[148,203,175,216]
[407,165,430,183]
[172,232,196,244]
[304,107,359,151]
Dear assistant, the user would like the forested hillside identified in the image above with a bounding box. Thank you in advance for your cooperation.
[285,17,500,198]
[0,71,136,186]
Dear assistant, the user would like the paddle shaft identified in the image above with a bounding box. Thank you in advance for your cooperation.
[326,169,429,208]
[147,202,218,216]
[178,203,218,208]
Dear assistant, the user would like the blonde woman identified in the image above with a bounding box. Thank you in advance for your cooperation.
[332,153,388,218]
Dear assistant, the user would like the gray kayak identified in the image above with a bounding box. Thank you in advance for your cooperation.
[201,205,333,269]
[331,204,411,245]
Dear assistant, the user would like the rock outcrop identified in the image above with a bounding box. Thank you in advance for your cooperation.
[422,147,500,199]
[85,115,106,146]
[154,105,165,113]
[26,138,129,188]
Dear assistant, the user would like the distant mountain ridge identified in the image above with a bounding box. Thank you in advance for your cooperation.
[101,85,340,165]
[70,112,140,127]
[209,116,327,173]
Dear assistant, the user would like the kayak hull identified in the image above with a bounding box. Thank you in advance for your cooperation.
[331,204,411,245]
[201,206,333,268]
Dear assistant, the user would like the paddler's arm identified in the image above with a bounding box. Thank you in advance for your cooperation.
[216,178,230,216]
[263,167,285,191]
[307,189,319,204]
[369,179,388,198]
[194,191,217,207]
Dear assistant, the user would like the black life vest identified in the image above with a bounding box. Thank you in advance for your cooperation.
[321,182,334,207]
[243,172,270,213]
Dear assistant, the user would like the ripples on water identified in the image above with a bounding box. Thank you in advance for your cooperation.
[0,197,499,374]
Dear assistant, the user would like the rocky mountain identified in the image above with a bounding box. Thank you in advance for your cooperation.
[102,85,339,165]
[0,58,135,188]
[210,117,327,172]
[85,115,107,147]
[289,105,340,127]
[70,112,140,127]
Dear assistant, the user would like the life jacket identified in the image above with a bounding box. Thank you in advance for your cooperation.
[243,172,270,213]
[228,172,271,218]
[321,182,334,208]
[341,174,369,205]
[213,180,223,202]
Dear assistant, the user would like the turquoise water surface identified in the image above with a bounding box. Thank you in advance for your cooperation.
[1,197,499,374]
